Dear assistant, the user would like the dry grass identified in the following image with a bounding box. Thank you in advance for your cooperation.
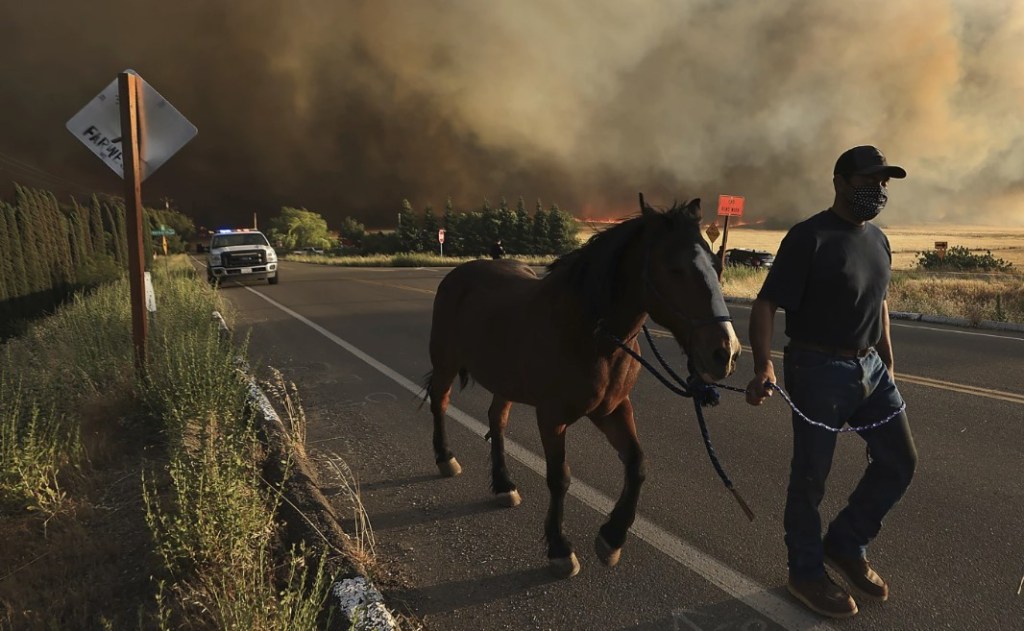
[1,257,336,630]
[719,262,1024,324]
[888,273,1024,324]
[719,267,770,301]
[699,223,1024,271]
[0,354,164,628]
[674,222,1024,324]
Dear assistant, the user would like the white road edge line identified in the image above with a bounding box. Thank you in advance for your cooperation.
[244,286,835,631]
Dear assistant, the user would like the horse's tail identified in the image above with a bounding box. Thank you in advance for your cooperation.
[418,368,471,410]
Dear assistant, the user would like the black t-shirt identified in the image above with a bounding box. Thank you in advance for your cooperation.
[757,209,891,349]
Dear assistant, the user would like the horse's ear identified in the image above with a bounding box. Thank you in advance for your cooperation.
[639,192,656,217]
[684,198,702,222]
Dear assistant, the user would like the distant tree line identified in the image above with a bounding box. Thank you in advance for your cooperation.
[0,184,194,339]
[343,196,580,256]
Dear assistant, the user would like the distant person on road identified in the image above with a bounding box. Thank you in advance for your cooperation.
[489,239,505,260]
[745,145,918,619]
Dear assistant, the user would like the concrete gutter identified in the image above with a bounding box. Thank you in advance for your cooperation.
[212,310,399,631]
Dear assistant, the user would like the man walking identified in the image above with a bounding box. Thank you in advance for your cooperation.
[745,145,918,618]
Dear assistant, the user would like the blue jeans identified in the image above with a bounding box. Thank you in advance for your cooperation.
[782,346,918,579]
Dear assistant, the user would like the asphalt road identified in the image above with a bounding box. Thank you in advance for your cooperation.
[208,259,1023,631]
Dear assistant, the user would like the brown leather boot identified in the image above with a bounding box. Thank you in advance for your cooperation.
[787,575,858,618]
[825,551,890,601]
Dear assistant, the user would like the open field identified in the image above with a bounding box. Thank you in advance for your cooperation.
[580,221,1024,270]
[707,224,1024,270]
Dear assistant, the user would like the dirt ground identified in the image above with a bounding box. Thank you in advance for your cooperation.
[0,392,365,631]
[0,409,165,630]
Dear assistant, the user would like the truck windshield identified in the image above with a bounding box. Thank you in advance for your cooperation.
[211,233,269,248]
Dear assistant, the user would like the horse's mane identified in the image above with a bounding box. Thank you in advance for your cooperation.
[547,200,701,323]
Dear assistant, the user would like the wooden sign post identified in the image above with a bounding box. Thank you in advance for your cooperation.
[716,195,745,281]
[67,69,197,375]
[119,72,148,372]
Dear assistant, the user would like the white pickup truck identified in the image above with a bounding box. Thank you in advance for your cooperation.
[206,229,279,285]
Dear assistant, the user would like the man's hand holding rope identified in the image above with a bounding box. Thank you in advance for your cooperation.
[745,298,779,407]
[745,368,776,406]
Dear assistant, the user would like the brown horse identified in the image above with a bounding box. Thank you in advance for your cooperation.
[424,195,741,577]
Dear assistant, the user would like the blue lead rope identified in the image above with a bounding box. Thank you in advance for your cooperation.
[609,325,907,522]
[765,383,906,433]
[607,325,755,521]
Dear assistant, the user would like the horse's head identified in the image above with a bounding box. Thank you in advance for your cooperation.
[640,196,741,382]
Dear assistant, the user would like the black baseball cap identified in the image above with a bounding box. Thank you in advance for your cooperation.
[833,145,907,179]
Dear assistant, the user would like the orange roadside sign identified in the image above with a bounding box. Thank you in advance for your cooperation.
[717,195,745,217]
[705,223,721,242]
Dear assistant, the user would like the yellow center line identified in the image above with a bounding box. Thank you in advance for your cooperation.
[348,277,437,296]
[645,328,1024,406]
[890,374,1024,405]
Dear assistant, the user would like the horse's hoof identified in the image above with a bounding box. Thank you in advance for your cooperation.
[437,457,462,477]
[496,489,521,507]
[548,553,580,578]
[595,535,621,567]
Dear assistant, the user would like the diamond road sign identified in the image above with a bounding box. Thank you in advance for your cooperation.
[66,69,197,181]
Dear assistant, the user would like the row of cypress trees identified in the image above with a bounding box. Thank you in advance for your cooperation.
[0,184,147,339]
[384,196,580,256]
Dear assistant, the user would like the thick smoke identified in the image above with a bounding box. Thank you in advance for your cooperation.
[1,0,1023,228]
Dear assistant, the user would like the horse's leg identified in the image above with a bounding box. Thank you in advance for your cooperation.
[537,409,579,578]
[487,396,520,507]
[589,398,645,567]
[429,370,462,477]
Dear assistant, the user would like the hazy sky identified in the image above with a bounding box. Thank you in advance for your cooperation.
[2,0,1024,228]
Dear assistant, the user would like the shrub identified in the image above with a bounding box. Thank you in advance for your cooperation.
[916,245,1013,272]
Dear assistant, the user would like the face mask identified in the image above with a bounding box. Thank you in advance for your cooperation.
[849,183,888,221]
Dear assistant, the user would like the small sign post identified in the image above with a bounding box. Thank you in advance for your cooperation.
[144,271,157,313]
[715,195,745,281]
[935,241,948,260]
[68,70,196,373]
[119,72,148,372]
[438,228,446,257]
